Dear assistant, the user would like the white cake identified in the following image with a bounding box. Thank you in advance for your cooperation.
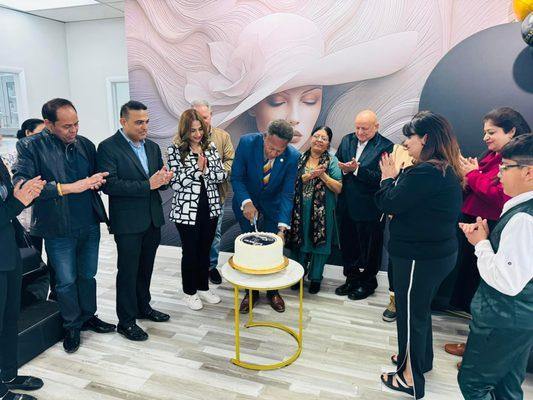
[232,232,285,273]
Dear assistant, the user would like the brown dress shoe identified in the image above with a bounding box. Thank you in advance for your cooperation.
[239,292,259,314]
[444,343,466,357]
[268,294,285,313]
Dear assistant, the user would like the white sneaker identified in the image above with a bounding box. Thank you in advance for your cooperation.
[198,290,221,304]
[185,294,203,310]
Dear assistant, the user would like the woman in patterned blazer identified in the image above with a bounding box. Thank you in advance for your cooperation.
[167,109,227,311]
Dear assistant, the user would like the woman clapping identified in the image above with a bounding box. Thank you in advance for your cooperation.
[376,111,463,399]
[167,109,227,311]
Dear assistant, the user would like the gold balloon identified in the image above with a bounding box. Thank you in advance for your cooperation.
[513,0,533,21]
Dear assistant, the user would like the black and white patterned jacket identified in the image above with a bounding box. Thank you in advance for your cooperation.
[167,142,227,225]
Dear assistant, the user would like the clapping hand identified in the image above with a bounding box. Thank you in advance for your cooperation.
[459,216,490,246]
[460,155,479,175]
[72,172,108,192]
[379,153,400,180]
[14,176,47,206]
[87,172,109,190]
[150,167,173,190]
[338,158,359,173]
[197,153,207,172]
[309,165,327,179]
[158,166,174,184]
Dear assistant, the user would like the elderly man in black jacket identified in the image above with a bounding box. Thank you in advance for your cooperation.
[13,98,116,354]
[335,110,394,300]
[97,101,173,342]
[1,159,45,400]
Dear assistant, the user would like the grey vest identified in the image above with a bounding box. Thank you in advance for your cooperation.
[470,198,533,329]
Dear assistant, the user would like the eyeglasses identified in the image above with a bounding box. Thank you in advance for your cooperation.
[498,163,530,172]
[312,135,329,142]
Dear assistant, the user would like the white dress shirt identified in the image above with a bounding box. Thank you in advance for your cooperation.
[341,140,368,176]
[474,190,533,296]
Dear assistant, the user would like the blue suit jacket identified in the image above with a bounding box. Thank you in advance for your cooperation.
[231,133,299,232]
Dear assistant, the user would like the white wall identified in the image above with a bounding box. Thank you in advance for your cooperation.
[0,7,71,122]
[0,8,128,145]
[65,18,128,145]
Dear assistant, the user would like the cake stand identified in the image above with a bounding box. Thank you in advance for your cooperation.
[221,259,305,370]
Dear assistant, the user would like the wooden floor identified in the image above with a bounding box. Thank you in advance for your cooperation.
[21,229,533,400]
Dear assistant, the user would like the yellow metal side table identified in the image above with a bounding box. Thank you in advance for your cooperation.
[221,260,305,371]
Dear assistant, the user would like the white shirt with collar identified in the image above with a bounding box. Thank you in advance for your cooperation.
[474,190,533,296]
[351,140,368,176]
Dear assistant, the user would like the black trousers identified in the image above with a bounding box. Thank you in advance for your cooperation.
[340,217,384,287]
[176,217,218,296]
[450,214,497,313]
[387,257,394,293]
[0,256,22,397]
[392,252,457,399]
[114,224,161,327]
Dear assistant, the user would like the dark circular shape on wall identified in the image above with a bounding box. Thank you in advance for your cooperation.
[420,22,533,157]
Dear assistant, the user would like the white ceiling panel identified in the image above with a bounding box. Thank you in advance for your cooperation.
[28,3,123,22]
[102,1,124,11]
[0,0,98,11]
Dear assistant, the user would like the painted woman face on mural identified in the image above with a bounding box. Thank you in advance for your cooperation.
[249,85,323,150]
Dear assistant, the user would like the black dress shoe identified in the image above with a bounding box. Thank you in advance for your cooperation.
[309,281,321,294]
[138,309,170,322]
[63,329,80,353]
[81,315,116,333]
[3,376,43,391]
[209,268,222,285]
[117,324,148,341]
[335,281,357,296]
[0,391,37,400]
[348,284,375,300]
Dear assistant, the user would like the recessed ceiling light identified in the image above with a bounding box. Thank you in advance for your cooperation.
[0,0,98,11]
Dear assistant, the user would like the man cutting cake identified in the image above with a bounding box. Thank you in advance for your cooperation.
[231,119,299,313]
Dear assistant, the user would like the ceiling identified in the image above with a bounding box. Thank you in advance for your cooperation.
[0,0,124,22]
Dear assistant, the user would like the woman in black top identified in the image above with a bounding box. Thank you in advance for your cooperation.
[0,159,45,399]
[376,111,463,399]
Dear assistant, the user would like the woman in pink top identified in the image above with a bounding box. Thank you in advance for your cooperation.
[445,107,531,359]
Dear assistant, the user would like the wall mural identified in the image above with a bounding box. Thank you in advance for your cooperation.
[125,0,514,249]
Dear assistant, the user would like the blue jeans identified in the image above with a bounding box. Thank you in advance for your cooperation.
[209,207,224,270]
[45,224,100,329]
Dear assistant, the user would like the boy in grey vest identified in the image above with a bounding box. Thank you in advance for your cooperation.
[458,133,533,400]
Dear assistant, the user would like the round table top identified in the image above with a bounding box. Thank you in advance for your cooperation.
[221,259,304,290]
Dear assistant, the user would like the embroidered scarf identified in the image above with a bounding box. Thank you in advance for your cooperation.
[288,150,330,249]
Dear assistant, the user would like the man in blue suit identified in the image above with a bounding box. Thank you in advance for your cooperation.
[231,119,299,313]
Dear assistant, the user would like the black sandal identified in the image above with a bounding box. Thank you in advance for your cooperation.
[381,371,414,396]
[391,355,398,366]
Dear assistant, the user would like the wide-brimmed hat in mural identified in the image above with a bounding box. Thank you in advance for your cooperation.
[184,13,418,126]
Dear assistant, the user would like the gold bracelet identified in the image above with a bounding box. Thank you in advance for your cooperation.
[57,183,63,196]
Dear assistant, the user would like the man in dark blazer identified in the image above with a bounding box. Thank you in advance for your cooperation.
[335,110,394,300]
[1,159,45,399]
[97,101,173,342]
[231,119,299,313]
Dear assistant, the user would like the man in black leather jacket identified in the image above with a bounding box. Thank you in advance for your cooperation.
[12,98,116,354]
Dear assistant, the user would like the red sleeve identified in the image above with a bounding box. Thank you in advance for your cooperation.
[466,170,509,207]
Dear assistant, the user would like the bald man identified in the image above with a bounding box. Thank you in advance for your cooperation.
[335,110,393,300]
